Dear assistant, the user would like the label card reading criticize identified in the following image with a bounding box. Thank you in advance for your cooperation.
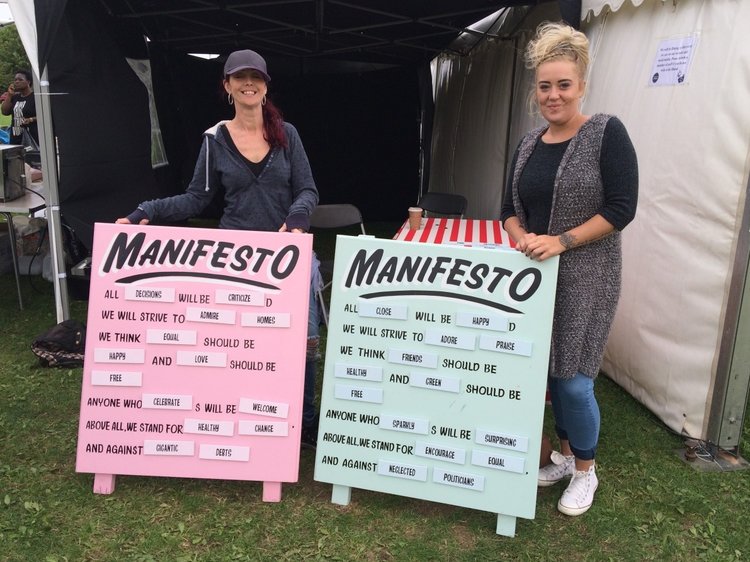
[215,289,265,306]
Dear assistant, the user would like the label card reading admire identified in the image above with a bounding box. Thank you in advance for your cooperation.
[76,223,312,489]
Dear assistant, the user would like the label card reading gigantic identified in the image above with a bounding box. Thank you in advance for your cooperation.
[76,223,312,491]
[314,236,558,528]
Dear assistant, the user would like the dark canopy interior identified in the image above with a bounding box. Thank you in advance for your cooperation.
[35,0,577,250]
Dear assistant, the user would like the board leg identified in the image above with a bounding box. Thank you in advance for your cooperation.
[262,481,282,502]
[93,474,116,494]
[331,484,351,505]
[495,514,516,537]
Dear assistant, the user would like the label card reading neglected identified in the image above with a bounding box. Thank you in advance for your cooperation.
[76,223,312,487]
[314,236,558,523]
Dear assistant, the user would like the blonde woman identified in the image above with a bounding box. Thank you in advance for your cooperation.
[501,22,638,516]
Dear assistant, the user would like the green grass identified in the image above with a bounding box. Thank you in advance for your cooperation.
[1,222,750,561]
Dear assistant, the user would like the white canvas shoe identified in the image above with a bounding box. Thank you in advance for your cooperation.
[537,451,575,487]
[557,464,598,516]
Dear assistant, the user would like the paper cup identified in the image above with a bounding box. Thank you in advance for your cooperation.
[408,207,422,230]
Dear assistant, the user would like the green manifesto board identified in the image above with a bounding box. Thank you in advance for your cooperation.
[313,236,559,536]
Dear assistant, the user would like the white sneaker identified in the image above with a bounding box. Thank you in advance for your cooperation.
[537,451,575,487]
[557,464,598,516]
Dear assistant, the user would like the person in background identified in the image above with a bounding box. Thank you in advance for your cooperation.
[0,92,12,140]
[501,22,638,516]
[117,49,322,449]
[1,69,38,146]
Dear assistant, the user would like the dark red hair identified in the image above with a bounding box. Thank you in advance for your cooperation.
[262,98,287,149]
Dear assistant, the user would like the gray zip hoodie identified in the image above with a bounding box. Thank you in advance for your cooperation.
[138,120,318,231]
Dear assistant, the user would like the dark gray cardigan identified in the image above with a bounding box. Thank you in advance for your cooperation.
[509,113,636,380]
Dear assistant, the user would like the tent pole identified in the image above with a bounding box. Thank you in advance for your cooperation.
[35,67,69,322]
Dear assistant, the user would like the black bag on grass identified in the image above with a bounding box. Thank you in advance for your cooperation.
[31,319,86,367]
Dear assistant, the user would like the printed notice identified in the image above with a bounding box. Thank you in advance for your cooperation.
[650,34,698,86]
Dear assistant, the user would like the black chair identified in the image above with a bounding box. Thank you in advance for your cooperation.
[417,191,468,218]
[309,204,366,326]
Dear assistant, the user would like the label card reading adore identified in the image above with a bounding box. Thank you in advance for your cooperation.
[314,236,558,536]
[76,223,312,500]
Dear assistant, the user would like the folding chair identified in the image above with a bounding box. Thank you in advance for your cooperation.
[309,204,366,327]
[417,191,468,218]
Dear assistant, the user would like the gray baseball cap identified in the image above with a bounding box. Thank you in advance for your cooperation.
[223,49,271,82]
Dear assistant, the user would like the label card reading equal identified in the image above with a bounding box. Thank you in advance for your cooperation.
[315,236,558,528]
[76,223,312,491]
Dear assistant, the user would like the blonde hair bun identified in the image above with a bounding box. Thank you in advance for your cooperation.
[525,22,589,77]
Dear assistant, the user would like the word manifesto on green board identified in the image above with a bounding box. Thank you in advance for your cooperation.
[314,236,559,537]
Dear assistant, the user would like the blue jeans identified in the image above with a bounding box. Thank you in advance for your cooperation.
[303,255,322,427]
[548,373,600,461]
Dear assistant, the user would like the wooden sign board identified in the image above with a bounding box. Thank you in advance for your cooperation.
[314,236,558,536]
[76,223,312,501]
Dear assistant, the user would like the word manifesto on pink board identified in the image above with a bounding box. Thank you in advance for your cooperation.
[75,223,312,501]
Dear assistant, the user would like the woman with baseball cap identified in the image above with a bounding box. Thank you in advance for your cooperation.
[118,49,322,448]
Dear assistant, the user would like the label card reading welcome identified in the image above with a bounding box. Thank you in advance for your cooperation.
[314,236,558,535]
[76,223,312,499]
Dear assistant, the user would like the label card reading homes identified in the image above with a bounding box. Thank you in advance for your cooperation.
[76,223,312,500]
[314,236,558,536]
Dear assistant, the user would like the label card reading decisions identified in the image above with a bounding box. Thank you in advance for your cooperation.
[76,223,312,495]
[315,235,559,532]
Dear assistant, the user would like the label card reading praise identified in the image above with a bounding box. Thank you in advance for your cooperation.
[314,236,559,536]
[76,223,312,501]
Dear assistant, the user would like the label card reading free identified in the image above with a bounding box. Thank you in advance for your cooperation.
[314,236,558,524]
[76,223,312,487]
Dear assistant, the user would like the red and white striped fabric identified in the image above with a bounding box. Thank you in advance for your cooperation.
[393,218,515,248]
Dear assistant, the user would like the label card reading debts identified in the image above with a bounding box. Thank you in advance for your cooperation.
[315,235,559,524]
[76,223,313,488]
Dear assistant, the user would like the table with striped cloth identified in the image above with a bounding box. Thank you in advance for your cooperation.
[393,217,516,248]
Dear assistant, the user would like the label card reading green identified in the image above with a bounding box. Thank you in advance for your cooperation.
[314,236,558,536]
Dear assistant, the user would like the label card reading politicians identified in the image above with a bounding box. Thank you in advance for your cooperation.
[76,223,312,496]
[314,236,558,532]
